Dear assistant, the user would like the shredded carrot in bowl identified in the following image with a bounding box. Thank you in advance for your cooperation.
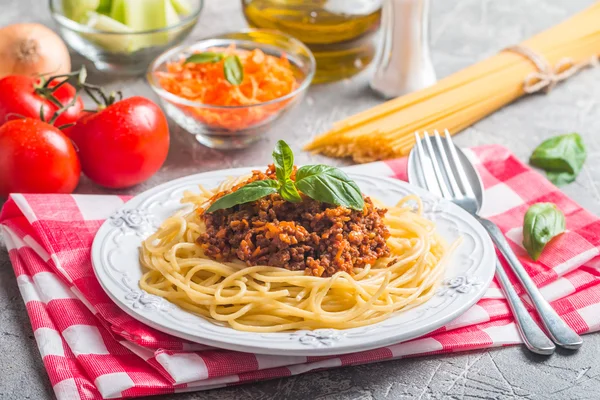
[155,45,299,131]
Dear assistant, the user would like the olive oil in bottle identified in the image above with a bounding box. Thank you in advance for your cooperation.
[241,0,382,83]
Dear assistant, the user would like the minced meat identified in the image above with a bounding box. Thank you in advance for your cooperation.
[197,166,390,277]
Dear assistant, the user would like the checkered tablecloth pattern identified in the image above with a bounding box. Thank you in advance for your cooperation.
[1,144,600,399]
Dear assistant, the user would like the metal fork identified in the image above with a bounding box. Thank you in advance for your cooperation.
[410,130,583,353]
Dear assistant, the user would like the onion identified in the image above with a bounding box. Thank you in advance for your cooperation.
[0,23,71,79]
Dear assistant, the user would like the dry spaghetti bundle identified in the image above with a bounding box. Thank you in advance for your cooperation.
[305,2,600,162]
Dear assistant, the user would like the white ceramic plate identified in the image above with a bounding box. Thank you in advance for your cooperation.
[91,168,495,356]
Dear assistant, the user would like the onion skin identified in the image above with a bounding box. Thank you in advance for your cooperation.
[0,23,71,79]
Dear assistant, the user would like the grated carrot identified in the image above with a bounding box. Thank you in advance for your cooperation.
[156,45,299,131]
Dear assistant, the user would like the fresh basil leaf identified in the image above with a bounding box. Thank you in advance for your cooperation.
[522,203,566,261]
[185,52,224,64]
[272,140,294,183]
[530,133,586,181]
[296,165,364,210]
[223,55,243,85]
[206,180,279,212]
[546,171,576,186]
[279,179,302,203]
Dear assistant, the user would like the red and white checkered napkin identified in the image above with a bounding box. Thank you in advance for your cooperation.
[1,145,600,400]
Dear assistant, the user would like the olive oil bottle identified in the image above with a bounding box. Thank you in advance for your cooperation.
[241,0,382,83]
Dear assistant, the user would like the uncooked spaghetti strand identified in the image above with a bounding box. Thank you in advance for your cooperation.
[305,2,600,161]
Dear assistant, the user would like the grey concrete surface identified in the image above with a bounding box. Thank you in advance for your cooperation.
[1,0,600,399]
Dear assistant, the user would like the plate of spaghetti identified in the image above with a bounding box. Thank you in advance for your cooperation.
[91,141,495,355]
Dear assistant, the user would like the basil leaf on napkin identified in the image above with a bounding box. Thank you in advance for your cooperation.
[185,52,224,64]
[224,55,244,86]
[546,171,577,186]
[207,180,279,212]
[295,165,364,211]
[530,133,586,186]
[273,140,294,182]
[522,202,566,261]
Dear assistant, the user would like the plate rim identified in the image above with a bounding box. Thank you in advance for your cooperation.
[91,167,496,356]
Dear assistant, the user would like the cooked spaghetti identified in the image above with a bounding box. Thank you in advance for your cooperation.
[139,172,449,332]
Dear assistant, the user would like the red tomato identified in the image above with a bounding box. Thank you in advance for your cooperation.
[61,110,94,139]
[0,75,84,128]
[0,119,80,196]
[69,96,169,188]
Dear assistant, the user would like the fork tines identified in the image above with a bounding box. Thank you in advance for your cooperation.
[413,129,475,200]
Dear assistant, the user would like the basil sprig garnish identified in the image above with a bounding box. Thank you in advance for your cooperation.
[185,52,224,64]
[207,180,279,212]
[530,133,586,186]
[279,179,302,203]
[273,138,294,182]
[223,55,244,86]
[272,140,301,202]
[522,203,566,261]
[184,52,244,86]
[295,165,363,210]
[206,140,364,213]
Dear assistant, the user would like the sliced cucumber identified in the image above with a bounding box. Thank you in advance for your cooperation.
[110,0,126,23]
[80,0,186,53]
[123,0,180,31]
[171,0,192,16]
[85,11,132,32]
[62,0,100,22]
[122,0,180,50]
[96,0,113,15]
[83,11,134,53]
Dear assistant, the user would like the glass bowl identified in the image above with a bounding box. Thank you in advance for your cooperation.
[48,0,203,75]
[146,30,316,150]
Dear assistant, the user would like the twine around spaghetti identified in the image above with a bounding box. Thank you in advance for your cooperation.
[505,45,600,94]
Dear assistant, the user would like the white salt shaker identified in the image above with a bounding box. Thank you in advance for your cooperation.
[370,0,436,98]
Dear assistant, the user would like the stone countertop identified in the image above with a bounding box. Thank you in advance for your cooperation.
[1,0,600,399]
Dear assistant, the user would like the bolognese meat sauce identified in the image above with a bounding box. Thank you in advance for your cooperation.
[197,166,390,277]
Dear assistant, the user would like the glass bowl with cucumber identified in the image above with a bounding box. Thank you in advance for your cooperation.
[49,0,203,75]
